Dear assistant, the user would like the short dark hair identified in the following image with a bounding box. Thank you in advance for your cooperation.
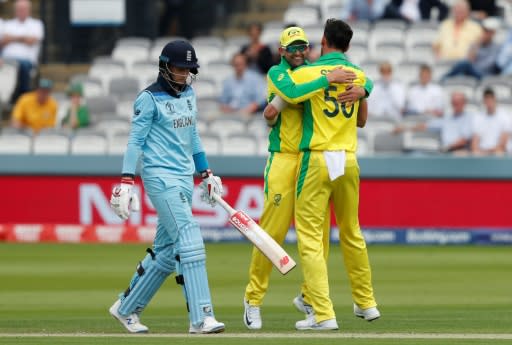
[247,22,263,32]
[323,18,353,52]
[483,87,495,97]
[420,64,431,72]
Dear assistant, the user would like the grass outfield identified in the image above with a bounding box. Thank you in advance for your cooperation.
[1,243,511,345]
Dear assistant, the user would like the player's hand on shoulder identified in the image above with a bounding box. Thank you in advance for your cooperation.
[110,176,140,220]
[337,85,365,104]
[200,169,223,207]
[327,67,356,84]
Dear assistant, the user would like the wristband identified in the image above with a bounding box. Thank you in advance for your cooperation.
[200,169,212,179]
[270,96,286,112]
[121,176,134,184]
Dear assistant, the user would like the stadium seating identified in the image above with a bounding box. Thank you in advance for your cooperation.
[108,77,140,101]
[373,132,404,153]
[3,4,512,158]
[192,79,218,99]
[199,133,222,155]
[283,4,321,26]
[209,117,247,138]
[88,57,126,91]
[0,131,32,154]
[441,76,479,100]
[111,45,150,73]
[0,60,19,105]
[107,131,129,155]
[85,95,118,122]
[70,130,109,155]
[403,130,442,154]
[32,129,70,155]
[222,134,259,155]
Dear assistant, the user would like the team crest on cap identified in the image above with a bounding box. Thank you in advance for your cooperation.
[288,29,302,38]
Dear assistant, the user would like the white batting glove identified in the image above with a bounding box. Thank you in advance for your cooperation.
[200,169,223,207]
[110,177,140,220]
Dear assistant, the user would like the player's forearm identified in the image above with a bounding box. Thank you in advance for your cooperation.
[268,72,327,104]
[121,143,141,175]
[356,99,368,128]
[445,138,468,152]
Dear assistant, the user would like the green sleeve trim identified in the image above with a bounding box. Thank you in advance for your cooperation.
[363,76,373,97]
[268,66,328,104]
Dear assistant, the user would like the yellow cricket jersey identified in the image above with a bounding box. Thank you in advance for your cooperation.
[12,91,58,133]
[289,52,369,153]
[266,58,330,153]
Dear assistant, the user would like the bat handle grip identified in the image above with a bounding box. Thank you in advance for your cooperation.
[212,193,236,216]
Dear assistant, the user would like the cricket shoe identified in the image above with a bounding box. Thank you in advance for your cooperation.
[295,315,339,331]
[109,299,149,333]
[189,316,225,334]
[243,299,262,330]
[353,303,381,321]
[292,294,315,318]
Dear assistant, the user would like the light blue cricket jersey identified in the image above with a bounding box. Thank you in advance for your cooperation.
[122,76,207,179]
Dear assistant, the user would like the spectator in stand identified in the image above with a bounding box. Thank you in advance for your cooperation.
[495,29,512,75]
[383,0,449,23]
[240,22,275,75]
[471,88,509,155]
[367,61,406,121]
[468,0,498,20]
[1,0,44,101]
[340,0,387,22]
[395,91,473,153]
[219,53,266,116]
[61,83,90,130]
[432,0,483,61]
[405,64,444,117]
[442,17,501,80]
[11,78,57,133]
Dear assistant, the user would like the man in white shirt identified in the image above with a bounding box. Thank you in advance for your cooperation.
[1,0,44,100]
[395,91,473,153]
[471,88,509,155]
[405,64,444,117]
[367,61,406,121]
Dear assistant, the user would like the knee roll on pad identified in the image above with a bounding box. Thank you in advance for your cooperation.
[154,245,177,274]
[177,222,206,264]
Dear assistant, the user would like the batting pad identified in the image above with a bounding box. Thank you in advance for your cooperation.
[118,249,175,316]
[177,222,214,326]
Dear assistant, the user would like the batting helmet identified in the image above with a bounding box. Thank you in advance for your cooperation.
[159,40,199,74]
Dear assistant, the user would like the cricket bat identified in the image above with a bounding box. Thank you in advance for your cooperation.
[212,194,296,275]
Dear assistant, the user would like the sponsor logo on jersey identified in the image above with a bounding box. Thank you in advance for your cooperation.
[277,73,285,81]
[134,109,141,116]
[187,99,193,111]
[173,116,194,129]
